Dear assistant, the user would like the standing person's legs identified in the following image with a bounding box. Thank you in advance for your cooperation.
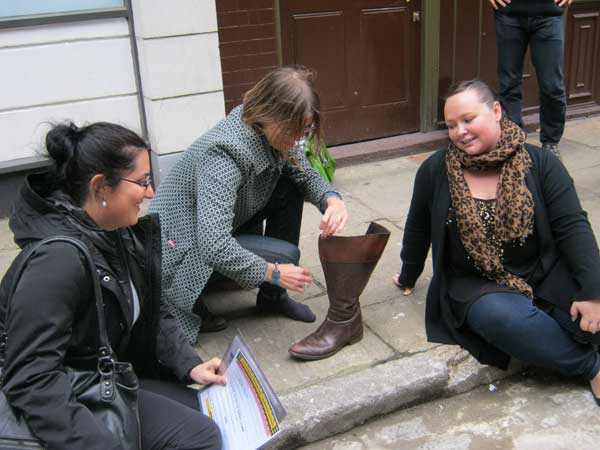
[466,292,600,382]
[495,13,530,129]
[530,15,567,146]
[138,379,221,450]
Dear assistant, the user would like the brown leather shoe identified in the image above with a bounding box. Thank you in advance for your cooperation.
[288,309,363,360]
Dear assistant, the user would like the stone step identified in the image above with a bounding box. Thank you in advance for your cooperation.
[297,370,600,450]
[270,346,524,450]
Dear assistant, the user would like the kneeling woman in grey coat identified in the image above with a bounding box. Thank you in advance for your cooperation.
[150,66,348,343]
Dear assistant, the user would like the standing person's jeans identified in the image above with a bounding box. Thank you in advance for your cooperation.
[466,292,600,381]
[495,13,567,145]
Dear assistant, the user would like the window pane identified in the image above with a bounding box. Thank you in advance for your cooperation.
[0,1,125,19]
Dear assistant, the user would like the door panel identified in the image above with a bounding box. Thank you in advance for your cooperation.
[565,11,600,104]
[291,12,347,110]
[281,0,421,145]
[361,7,409,106]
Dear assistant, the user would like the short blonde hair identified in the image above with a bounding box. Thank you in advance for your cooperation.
[242,66,322,148]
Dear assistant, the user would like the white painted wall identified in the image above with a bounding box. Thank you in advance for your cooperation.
[0,0,225,176]
[0,18,142,164]
[132,0,225,159]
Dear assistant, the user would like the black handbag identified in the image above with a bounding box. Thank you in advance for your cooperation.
[0,236,141,450]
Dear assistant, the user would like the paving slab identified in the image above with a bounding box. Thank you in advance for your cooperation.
[195,292,395,395]
[0,219,16,252]
[0,249,19,279]
[570,164,600,199]
[560,139,600,172]
[580,196,600,237]
[561,117,600,149]
[362,293,435,355]
[332,158,421,225]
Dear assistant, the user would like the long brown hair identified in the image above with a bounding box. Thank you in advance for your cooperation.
[242,66,323,149]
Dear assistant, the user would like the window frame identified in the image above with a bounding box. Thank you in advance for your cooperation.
[0,2,128,30]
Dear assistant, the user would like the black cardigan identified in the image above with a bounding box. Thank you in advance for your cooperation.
[398,144,600,369]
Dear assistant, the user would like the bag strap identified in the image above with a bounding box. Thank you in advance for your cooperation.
[1,236,115,367]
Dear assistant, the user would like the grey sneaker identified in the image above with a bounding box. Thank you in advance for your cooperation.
[542,143,562,161]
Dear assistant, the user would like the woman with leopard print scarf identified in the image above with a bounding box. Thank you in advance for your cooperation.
[395,79,600,406]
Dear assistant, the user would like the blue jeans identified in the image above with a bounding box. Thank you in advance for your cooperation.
[495,13,566,144]
[467,292,600,381]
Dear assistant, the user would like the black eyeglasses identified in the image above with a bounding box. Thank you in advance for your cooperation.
[120,176,152,190]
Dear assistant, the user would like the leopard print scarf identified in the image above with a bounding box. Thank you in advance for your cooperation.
[445,117,534,298]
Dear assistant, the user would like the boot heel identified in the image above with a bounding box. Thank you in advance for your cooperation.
[348,327,363,345]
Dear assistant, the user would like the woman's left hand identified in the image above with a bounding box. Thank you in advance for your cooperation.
[320,197,348,237]
[570,300,600,334]
[189,357,226,386]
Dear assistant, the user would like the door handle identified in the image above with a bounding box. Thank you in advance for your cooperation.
[413,11,420,22]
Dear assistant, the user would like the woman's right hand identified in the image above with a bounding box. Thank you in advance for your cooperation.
[392,273,413,296]
[267,263,312,292]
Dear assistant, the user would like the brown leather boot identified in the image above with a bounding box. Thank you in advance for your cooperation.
[289,222,390,360]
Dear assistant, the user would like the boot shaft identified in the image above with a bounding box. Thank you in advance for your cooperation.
[319,222,390,320]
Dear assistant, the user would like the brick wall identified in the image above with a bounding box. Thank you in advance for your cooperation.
[216,0,278,113]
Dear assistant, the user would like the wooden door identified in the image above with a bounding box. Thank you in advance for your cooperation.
[280,0,421,146]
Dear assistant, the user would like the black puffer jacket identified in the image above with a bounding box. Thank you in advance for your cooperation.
[0,173,202,450]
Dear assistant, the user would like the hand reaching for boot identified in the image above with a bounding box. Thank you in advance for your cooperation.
[266,263,312,292]
[320,197,348,237]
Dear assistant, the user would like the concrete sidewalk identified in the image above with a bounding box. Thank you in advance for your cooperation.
[1,116,600,448]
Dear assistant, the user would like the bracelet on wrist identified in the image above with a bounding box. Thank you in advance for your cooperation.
[269,262,280,285]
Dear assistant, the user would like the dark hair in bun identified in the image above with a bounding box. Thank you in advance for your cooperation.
[45,121,147,205]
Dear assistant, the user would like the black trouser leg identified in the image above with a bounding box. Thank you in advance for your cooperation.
[530,15,566,144]
[237,175,304,246]
[495,12,529,129]
[138,379,221,450]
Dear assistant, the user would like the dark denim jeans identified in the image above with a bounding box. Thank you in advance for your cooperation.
[495,13,566,144]
[467,292,600,381]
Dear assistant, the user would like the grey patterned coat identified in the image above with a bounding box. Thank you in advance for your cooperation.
[149,106,334,342]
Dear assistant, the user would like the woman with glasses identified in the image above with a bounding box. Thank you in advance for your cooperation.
[0,122,224,449]
[150,66,348,342]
